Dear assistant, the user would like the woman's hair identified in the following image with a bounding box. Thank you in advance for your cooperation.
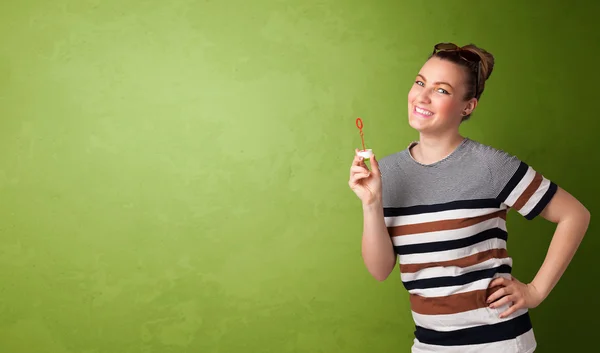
[429,43,495,120]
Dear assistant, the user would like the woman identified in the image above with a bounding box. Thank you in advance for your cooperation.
[348,43,590,353]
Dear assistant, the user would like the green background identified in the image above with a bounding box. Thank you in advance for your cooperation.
[1,1,597,352]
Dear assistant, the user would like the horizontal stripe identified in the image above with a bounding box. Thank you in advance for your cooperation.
[407,273,511,298]
[400,248,509,274]
[525,182,557,220]
[399,238,507,265]
[414,311,533,346]
[391,217,506,247]
[403,264,512,291]
[388,209,507,237]
[384,205,507,228]
[401,257,512,283]
[395,227,508,255]
[410,287,495,315]
[412,304,529,332]
[384,199,502,217]
[412,329,536,353]
[518,177,550,216]
[497,161,530,204]
[513,172,543,210]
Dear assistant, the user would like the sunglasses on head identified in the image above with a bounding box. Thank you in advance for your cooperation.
[432,43,481,99]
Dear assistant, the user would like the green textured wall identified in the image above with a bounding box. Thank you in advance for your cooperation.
[1,1,597,352]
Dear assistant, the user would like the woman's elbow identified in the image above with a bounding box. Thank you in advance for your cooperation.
[373,272,391,282]
[369,260,396,282]
[566,202,591,237]
[573,199,591,226]
[372,271,391,282]
[581,205,591,227]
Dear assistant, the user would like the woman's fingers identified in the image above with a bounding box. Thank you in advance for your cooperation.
[349,150,377,188]
[350,172,370,183]
[499,299,524,319]
[486,277,512,304]
[350,165,370,175]
[348,173,370,190]
[487,286,510,304]
[489,277,508,288]
[489,294,514,309]
[353,149,369,168]
[370,154,380,176]
[350,169,370,182]
[352,151,365,165]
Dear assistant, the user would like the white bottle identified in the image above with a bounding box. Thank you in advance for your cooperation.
[357,149,373,159]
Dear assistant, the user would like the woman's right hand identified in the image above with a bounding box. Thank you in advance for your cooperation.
[348,149,382,206]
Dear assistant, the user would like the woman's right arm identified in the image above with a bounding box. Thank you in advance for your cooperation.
[361,200,397,281]
[349,151,397,281]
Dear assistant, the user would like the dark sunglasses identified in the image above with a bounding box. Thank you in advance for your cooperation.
[432,43,481,99]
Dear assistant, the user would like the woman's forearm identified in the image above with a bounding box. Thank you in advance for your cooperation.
[361,200,397,281]
[531,205,591,300]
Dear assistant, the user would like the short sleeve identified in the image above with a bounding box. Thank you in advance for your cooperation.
[489,149,558,220]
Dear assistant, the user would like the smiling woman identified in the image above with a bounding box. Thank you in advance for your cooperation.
[348,43,591,353]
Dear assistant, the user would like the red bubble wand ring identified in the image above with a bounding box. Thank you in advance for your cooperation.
[355,117,373,158]
[356,117,366,151]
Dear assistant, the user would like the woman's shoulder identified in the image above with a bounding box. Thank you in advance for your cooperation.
[462,138,528,195]
[377,142,415,170]
[462,138,522,167]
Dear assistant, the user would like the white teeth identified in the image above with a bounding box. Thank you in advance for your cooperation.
[416,107,433,116]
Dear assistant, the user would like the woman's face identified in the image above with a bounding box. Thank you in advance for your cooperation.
[407,57,476,136]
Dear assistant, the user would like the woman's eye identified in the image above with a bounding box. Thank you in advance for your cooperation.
[437,88,449,94]
[415,80,424,86]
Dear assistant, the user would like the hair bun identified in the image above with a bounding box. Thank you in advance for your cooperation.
[461,44,495,81]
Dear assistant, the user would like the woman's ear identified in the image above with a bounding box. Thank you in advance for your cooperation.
[463,98,478,116]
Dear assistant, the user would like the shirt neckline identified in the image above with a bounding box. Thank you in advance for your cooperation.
[405,138,470,167]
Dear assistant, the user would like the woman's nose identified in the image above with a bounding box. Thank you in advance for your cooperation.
[416,89,432,104]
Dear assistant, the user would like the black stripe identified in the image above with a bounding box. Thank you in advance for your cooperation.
[403,264,512,290]
[394,227,507,255]
[384,199,502,217]
[525,182,558,220]
[496,161,529,203]
[415,311,532,346]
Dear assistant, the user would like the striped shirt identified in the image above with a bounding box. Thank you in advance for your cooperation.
[379,138,557,353]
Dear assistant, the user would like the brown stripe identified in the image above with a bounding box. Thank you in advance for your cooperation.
[400,248,509,274]
[513,173,543,210]
[388,209,507,237]
[410,286,503,315]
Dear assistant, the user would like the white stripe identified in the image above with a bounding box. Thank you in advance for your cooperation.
[399,238,507,265]
[406,273,511,297]
[392,217,506,247]
[412,305,528,332]
[504,166,536,207]
[401,257,512,282]
[411,328,536,353]
[385,206,507,227]
[518,177,550,216]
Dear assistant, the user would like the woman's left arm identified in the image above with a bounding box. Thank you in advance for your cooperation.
[487,186,591,317]
[529,186,590,300]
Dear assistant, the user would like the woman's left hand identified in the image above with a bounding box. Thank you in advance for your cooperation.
[486,276,546,318]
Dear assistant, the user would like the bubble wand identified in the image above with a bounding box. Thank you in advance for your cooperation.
[355,117,373,159]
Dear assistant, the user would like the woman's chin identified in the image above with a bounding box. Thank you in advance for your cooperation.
[408,114,433,132]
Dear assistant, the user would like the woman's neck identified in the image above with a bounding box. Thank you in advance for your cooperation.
[411,133,465,165]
